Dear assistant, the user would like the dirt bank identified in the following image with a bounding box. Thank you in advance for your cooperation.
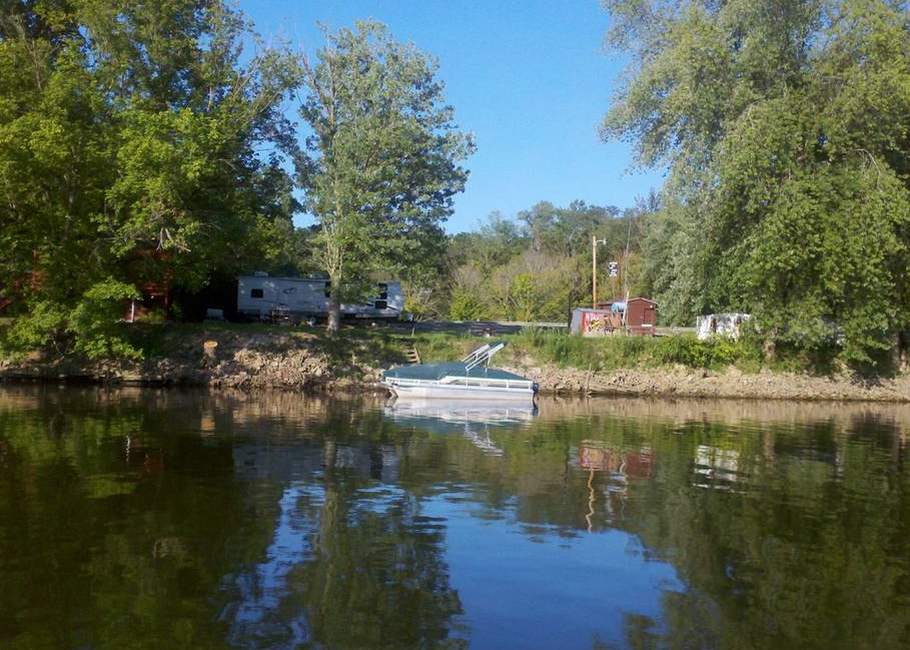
[0,329,384,392]
[507,364,910,402]
[2,328,908,402]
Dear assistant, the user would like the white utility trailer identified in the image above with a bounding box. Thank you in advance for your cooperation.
[236,274,405,321]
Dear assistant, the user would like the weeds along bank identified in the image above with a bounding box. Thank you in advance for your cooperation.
[1,323,908,401]
[508,329,759,372]
[504,330,910,401]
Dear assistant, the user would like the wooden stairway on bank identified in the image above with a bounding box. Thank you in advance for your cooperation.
[404,343,421,365]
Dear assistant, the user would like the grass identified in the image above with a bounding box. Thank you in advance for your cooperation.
[2,316,841,376]
[123,320,479,372]
[129,321,770,372]
[506,327,767,372]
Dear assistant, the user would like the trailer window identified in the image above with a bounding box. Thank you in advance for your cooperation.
[251,289,264,299]
[374,300,388,310]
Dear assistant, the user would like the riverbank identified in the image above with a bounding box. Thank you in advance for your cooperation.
[1,324,908,402]
[508,364,910,402]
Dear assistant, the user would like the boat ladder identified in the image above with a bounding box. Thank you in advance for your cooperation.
[462,341,506,371]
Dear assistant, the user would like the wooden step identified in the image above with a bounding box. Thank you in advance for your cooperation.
[405,345,421,364]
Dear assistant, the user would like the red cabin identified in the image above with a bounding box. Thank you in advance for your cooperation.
[595,297,658,336]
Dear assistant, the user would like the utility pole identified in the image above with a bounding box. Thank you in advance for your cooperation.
[592,236,607,308]
[621,209,635,328]
[592,236,597,309]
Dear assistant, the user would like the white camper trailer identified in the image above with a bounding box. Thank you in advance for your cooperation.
[236,274,405,321]
[696,313,751,340]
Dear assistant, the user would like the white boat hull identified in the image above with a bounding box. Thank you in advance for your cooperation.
[386,397,537,420]
[384,381,535,401]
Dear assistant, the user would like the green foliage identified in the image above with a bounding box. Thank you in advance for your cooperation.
[650,334,756,369]
[449,212,529,269]
[1,280,141,361]
[448,288,486,321]
[637,202,704,326]
[297,21,474,331]
[446,200,656,323]
[0,301,67,358]
[602,0,910,369]
[68,280,142,361]
[511,329,653,370]
[402,287,438,321]
[507,274,537,321]
[0,0,300,357]
[513,328,762,371]
[519,330,657,370]
[489,252,580,322]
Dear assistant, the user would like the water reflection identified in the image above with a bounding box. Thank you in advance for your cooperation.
[385,397,538,457]
[574,442,655,531]
[221,482,317,648]
[385,396,538,426]
[1,386,909,648]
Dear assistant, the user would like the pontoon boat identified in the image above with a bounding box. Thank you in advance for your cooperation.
[382,341,537,401]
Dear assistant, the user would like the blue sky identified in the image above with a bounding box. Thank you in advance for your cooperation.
[241,0,665,233]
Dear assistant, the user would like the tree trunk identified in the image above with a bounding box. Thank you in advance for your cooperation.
[892,331,905,372]
[326,293,341,335]
[901,331,909,372]
[763,338,776,363]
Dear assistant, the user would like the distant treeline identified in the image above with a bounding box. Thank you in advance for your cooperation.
[406,198,658,324]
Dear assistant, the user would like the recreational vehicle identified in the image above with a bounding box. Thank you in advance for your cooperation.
[236,274,405,321]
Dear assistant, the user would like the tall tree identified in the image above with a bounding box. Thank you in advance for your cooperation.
[297,21,474,333]
[602,0,910,366]
[0,0,299,356]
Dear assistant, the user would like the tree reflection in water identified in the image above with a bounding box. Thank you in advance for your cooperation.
[209,401,467,649]
[219,483,318,648]
[0,387,909,649]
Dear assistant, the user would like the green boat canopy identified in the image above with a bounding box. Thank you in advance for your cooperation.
[383,362,528,382]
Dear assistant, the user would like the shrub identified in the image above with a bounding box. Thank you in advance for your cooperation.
[1,279,142,361]
[0,301,68,358]
[448,288,486,321]
[511,329,775,371]
[511,328,653,370]
[651,335,709,367]
[68,279,143,360]
[650,334,761,369]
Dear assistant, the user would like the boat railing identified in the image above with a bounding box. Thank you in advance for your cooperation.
[461,344,491,364]
[462,342,506,372]
[385,374,533,391]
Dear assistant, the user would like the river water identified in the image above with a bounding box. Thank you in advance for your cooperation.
[1,386,908,649]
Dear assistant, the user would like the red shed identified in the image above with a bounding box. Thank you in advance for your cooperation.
[596,297,658,336]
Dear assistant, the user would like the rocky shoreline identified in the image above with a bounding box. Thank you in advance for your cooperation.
[508,364,910,402]
[2,329,909,402]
